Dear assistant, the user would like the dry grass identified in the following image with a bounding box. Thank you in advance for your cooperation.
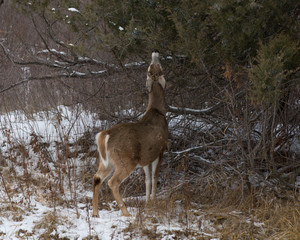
[33,211,73,240]
[122,177,300,239]
[253,197,300,240]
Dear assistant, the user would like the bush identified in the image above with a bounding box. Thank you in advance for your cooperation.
[249,34,299,107]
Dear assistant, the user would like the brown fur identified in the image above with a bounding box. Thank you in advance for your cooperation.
[148,63,163,80]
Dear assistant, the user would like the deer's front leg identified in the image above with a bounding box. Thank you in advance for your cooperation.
[151,157,160,200]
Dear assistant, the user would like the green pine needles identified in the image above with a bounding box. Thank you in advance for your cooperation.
[249,34,299,107]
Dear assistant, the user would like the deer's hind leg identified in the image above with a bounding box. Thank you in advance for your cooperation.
[107,164,135,217]
[92,162,114,217]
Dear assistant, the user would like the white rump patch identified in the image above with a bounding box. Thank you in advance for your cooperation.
[102,134,110,168]
[97,132,110,168]
[95,132,101,144]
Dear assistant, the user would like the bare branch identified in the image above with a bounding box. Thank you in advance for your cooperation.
[0,79,31,94]
[168,90,244,116]
[0,70,108,94]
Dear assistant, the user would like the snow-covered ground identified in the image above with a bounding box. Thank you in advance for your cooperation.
[0,193,219,239]
[1,193,146,239]
[0,105,219,239]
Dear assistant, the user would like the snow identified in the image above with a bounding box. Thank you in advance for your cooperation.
[124,61,145,67]
[37,49,67,56]
[0,195,132,239]
[68,8,80,14]
[91,70,107,75]
[70,70,86,76]
[0,105,219,239]
[0,105,101,144]
[169,105,217,114]
[0,193,215,239]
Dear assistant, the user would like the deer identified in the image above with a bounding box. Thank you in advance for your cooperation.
[92,51,168,217]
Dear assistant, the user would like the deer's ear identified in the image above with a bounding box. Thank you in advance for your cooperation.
[146,77,153,92]
[158,75,166,89]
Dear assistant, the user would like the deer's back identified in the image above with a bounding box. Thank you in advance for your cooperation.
[103,109,168,166]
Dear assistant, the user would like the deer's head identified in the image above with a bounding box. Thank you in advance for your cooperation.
[146,52,166,93]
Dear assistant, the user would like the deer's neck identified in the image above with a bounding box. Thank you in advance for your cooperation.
[146,83,166,115]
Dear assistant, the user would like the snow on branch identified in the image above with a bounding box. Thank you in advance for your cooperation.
[168,103,223,116]
[170,138,233,155]
[168,91,244,116]
[68,8,80,14]
[38,49,67,56]
[0,71,108,94]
